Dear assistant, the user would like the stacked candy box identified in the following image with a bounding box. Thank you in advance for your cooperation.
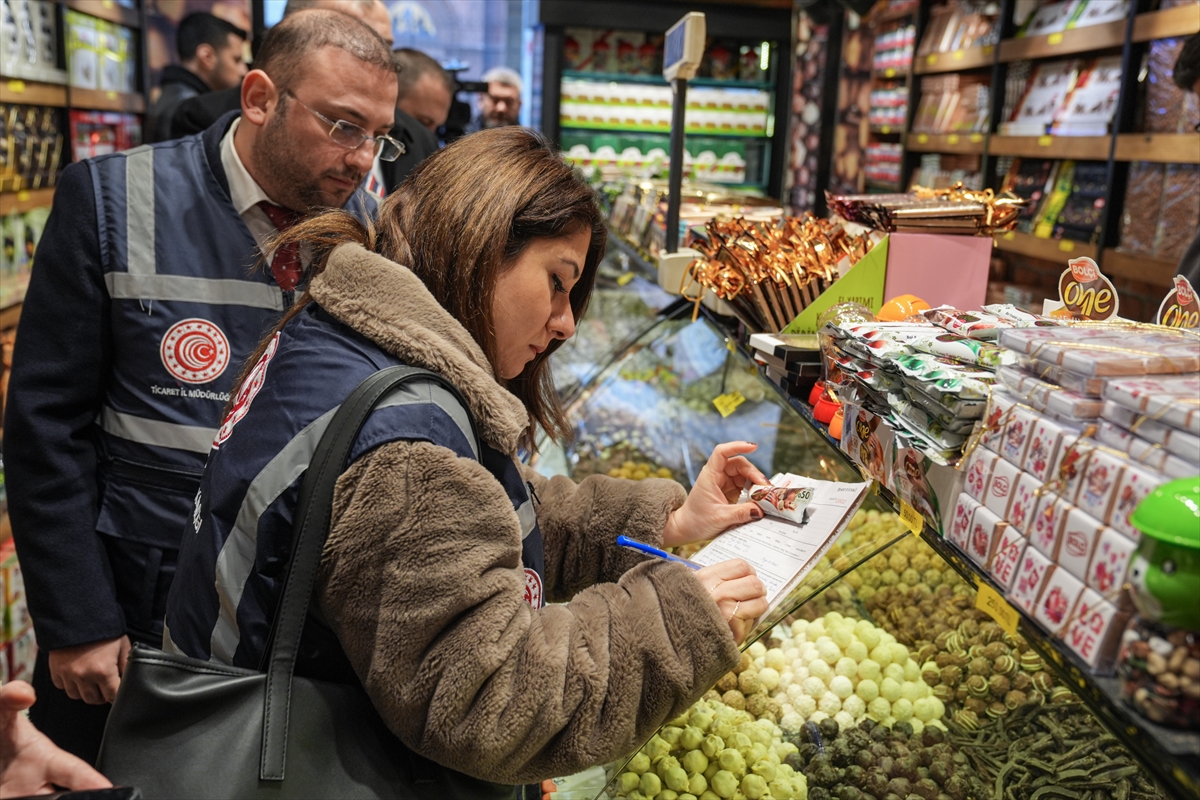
[1100,375,1200,471]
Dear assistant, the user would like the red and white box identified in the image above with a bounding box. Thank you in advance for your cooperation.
[1055,441,1097,505]
[967,505,1007,567]
[1034,567,1086,636]
[1063,587,1130,671]
[1024,416,1068,482]
[1029,494,1071,560]
[1107,464,1163,541]
[984,457,1022,519]
[1009,547,1055,613]
[981,390,1017,452]
[963,447,999,502]
[1087,528,1137,597]
[1000,405,1039,468]
[1058,507,1106,582]
[1075,449,1126,523]
[949,493,981,551]
[989,527,1027,592]
[5,627,36,683]
[1007,472,1042,537]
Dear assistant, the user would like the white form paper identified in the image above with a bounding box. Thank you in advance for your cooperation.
[690,474,871,620]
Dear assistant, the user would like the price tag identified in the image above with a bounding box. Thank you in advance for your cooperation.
[17,190,30,201]
[926,54,938,65]
[953,49,965,60]
[106,91,117,100]
[880,125,891,134]
[969,133,983,143]
[103,0,114,7]
[616,272,635,286]
[898,499,923,535]
[976,583,1021,637]
[713,390,746,418]
[1004,231,1016,240]
[1047,32,1064,45]
[6,79,25,93]
[983,45,994,56]
[917,134,929,143]
[885,68,896,78]
[1038,135,1054,146]
[1059,240,1075,252]
[947,134,960,144]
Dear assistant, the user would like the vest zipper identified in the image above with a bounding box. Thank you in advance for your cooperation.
[525,480,542,505]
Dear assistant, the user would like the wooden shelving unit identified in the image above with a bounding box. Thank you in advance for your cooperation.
[914,44,994,74]
[0,78,69,107]
[988,134,1112,159]
[994,229,1097,261]
[68,87,146,114]
[1132,4,1200,42]
[1102,248,1179,287]
[998,19,1126,62]
[64,0,141,28]
[1114,133,1200,164]
[907,132,986,154]
[0,188,56,215]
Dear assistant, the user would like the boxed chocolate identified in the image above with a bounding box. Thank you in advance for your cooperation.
[990,526,1028,592]
[984,456,1022,519]
[1034,567,1086,637]
[1030,493,1072,560]
[1103,374,1200,436]
[963,446,999,502]
[1063,587,1129,671]
[949,492,983,550]
[1023,416,1069,481]
[1058,507,1106,582]
[1000,404,1039,467]
[1108,463,1164,541]
[1086,527,1137,597]
[1007,471,1042,537]
[967,505,1007,568]
[1101,400,1200,465]
[1009,547,1055,613]
[1075,449,1126,522]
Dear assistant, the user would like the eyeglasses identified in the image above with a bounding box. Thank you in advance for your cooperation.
[286,92,405,162]
[486,92,519,108]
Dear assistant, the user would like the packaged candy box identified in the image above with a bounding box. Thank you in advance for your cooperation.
[1086,527,1137,597]
[984,457,1022,519]
[989,526,1027,591]
[1034,567,1086,637]
[1064,588,1129,671]
[1057,507,1105,582]
[1024,416,1069,482]
[967,505,1007,567]
[1075,449,1126,523]
[963,447,998,501]
[1103,375,1200,435]
[949,492,982,550]
[1009,547,1055,613]
[1030,493,1072,560]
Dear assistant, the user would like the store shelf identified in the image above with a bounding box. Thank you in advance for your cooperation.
[1115,133,1200,164]
[605,232,658,280]
[0,187,55,215]
[907,132,986,154]
[1133,4,1200,42]
[914,44,994,74]
[999,21,1126,62]
[0,77,69,107]
[0,301,22,331]
[868,125,904,135]
[1102,248,1179,288]
[561,70,773,91]
[989,134,1112,159]
[64,0,140,28]
[872,67,909,80]
[560,122,769,138]
[68,88,145,114]
[866,179,902,192]
[995,229,1097,261]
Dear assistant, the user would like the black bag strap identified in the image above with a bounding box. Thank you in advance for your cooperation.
[260,365,481,781]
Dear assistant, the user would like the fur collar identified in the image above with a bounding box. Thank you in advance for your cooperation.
[309,242,528,454]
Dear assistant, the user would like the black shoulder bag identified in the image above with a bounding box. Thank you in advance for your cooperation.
[96,366,513,800]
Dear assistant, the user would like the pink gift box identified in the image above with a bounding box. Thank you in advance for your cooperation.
[949,493,982,550]
[1087,528,1137,597]
[1009,547,1055,613]
[1023,417,1068,482]
[967,505,1007,568]
[1108,465,1163,541]
[883,233,993,311]
[963,447,999,502]
[989,526,1027,591]
[1000,406,1039,469]
[984,457,1021,520]
[1034,567,1086,636]
[1054,440,1098,504]
[1063,588,1129,671]
[1007,472,1042,537]
[981,391,1017,452]
[1076,450,1126,523]
[1029,494,1071,560]
[1058,507,1106,582]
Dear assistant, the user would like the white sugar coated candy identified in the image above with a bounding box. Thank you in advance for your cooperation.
[748,641,767,659]
[754,656,766,670]
[759,667,781,692]
[809,660,833,683]
[892,698,914,722]
[802,677,826,699]
[780,670,793,686]
[900,682,921,703]
[884,663,906,683]
[787,683,806,704]
[766,649,787,671]
[825,612,844,625]
[909,718,925,735]
[791,620,809,638]
[785,647,800,662]
[931,697,946,718]
[816,639,842,665]
[856,679,880,702]
[830,675,854,700]
[807,621,826,639]
[914,697,935,722]
[835,657,858,679]
[845,641,869,662]
[793,664,810,681]
[857,626,882,650]
[834,711,856,731]
[780,712,804,735]
[818,692,842,716]
[880,677,902,703]
[801,643,819,662]
[903,659,921,683]
[808,711,829,724]
[831,626,854,650]
[857,659,882,683]
[890,643,910,665]
[867,697,891,720]
[842,695,866,719]
[870,646,894,667]
[795,694,817,718]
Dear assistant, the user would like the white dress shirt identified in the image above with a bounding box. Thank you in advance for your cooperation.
[220,117,283,258]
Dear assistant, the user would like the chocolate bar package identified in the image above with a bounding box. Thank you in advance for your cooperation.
[1102,374,1200,435]
[1095,421,1197,480]
[999,326,1200,376]
[1016,355,1107,396]
[997,365,1104,420]
[1101,399,1200,465]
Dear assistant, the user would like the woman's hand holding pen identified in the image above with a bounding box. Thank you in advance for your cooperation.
[662,441,769,547]
[696,559,768,644]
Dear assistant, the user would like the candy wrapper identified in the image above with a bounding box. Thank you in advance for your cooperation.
[1030,493,1071,561]
[1102,374,1200,435]
[1058,507,1105,582]
[1024,416,1070,481]
[1118,161,1165,256]
[963,447,999,502]
[980,389,1017,451]
[984,456,1021,519]
[827,183,1024,235]
[1016,355,1106,397]
[998,325,1200,376]
[996,365,1104,421]
[1063,588,1129,671]
[1086,528,1136,596]
[968,505,1007,568]
[1075,449,1127,522]
[989,526,1027,591]
[904,384,988,420]
[1101,400,1200,465]
[982,304,1060,328]
[1007,472,1042,537]
[949,492,982,550]
[1095,421,1196,480]
[1108,464,1163,541]
[999,405,1038,467]
[909,331,1016,369]
[921,306,1008,339]
[1009,547,1055,613]
[1034,567,1086,637]
[743,480,815,524]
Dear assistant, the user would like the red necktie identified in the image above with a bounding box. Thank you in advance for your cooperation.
[257,201,304,291]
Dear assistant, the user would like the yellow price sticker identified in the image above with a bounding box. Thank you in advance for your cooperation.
[103,0,114,7]
[926,54,938,65]
[880,125,891,134]
[947,134,960,144]
[616,272,635,286]
[885,68,896,78]
[953,49,965,60]
[1038,135,1054,146]
[106,91,117,100]
[917,134,929,144]
[1003,231,1016,240]
[713,391,746,418]
[1059,239,1076,252]
[969,133,984,143]
[17,190,30,201]
[976,583,1021,637]
[983,45,994,55]
[6,79,25,94]
[898,499,923,535]
[1047,32,1064,45]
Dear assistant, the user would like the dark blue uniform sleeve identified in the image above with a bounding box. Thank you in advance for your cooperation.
[3,161,126,650]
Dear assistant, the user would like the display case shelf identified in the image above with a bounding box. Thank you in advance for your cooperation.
[1133,4,1200,43]
[694,304,1200,800]
[998,20,1126,63]
[914,44,995,74]
[64,0,140,29]
[995,229,1098,262]
[69,88,145,114]
[1115,133,1200,165]
[561,70,773,91]
[989,134,1112,159]
[0,187,55,215]
[869,125,903,135]
[1102,248,1180,289]
[561,122,770,139]
[875,2,918,24]
[907,132,986,154]
[873,67,909,80]
[0,78,68,107]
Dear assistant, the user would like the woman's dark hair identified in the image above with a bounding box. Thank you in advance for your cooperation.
[232,127,605,448]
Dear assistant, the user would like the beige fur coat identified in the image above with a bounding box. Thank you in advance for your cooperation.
[306,244,740,785]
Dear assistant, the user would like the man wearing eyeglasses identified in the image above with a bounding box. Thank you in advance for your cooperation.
[474,66,524,130]
[3,8,398,764]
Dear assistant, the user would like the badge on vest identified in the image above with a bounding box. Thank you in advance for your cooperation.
[523,568,543,609]
[161,318,231,384]
[212,332,279,450]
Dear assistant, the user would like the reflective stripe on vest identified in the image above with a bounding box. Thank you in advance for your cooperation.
[208,379,477,663]
[99,406,217,454]
[125,145,156,276]
[104,273,284,310]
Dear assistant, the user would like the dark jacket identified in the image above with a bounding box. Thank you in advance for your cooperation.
[380,108,439,191]
[146,65,210,143]
[170,85,241,140]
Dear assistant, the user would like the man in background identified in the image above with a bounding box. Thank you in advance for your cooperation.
[145,12,247,143]
[381,47,453,190]
[474,66,523,129]
[169,0,393,139]
[1172,32,1200,286]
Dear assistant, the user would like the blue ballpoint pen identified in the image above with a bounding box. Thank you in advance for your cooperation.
[616,535,702,570]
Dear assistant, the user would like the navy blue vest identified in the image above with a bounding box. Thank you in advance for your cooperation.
[89,127,376,552]
[164,302,545,672]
